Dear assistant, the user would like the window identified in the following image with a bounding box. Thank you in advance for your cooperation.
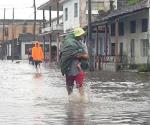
[111,43,115,56]
[65,8,68,21]
[141,18,148,32]
[120,42,123,56]
[23,26,27,33]
[99,37,103,54]
[23,22,27,33]
[141,39,149,57]
[111,23,115,36]
[4,27,8,36]
[130,20,136,33]
[74,3,78,17]
[39,26,42,34]
[131,39,135,57]
[119,22,124,36]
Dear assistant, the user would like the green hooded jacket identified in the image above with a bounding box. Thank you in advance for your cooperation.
[60,33,86,75]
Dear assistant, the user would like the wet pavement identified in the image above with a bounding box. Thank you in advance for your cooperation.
[0,60,150,125]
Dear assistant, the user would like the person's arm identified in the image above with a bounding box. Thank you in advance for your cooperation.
[77,62,82,71]
[76,41,89,60]
[76,53,89,60]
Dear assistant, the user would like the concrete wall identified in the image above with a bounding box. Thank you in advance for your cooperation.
[79,0,86,28]
[63,0,108,32]
[110,9,149,64]
[63,0,80,32]
[0,20,42,41]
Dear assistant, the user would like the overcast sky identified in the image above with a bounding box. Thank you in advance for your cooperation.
[0,0,58,20]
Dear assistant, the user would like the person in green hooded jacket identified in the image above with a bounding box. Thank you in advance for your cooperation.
[60,27,89,100]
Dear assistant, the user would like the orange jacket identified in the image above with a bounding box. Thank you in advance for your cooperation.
[32,42,44,61]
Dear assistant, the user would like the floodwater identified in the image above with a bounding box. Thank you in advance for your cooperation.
[0,60,150,125]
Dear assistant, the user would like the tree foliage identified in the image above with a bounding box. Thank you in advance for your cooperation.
[127,0,141,5]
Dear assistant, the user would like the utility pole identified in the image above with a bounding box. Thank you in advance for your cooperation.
[2,8,6,60]
[33,0,36,41]
[11,8,14,62]
[49,6,52,63]
[148,0,150,64]
[57,1,59,24]
[49,6,52,27]
[43,9,46,61]
[88,0,94,71]
[115,18,119,63]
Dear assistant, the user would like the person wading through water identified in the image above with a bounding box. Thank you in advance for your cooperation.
[28,48,34,65]
[60,27,89,102]
[32,41,44,73]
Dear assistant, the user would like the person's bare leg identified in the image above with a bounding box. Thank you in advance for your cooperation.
[66,75,74,96]
[66,86,73,95]
[78,86,84,96]
[78,86,89,103]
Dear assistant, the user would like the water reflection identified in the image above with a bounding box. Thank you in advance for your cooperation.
[65,103,87,125]
[33,73,43,79]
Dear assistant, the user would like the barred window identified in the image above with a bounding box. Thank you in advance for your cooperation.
[111,23,115,36]
[65,8,68,21]
[111,43,115,56]
[5,27,8,36]
[131,39,135,57]
[130,20,136,33]
[141,39,149,57]
[74,3,78,17]
[141,18,148,32]
[119,22,124,36]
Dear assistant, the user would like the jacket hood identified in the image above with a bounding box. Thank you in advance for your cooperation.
[34,41,40,47]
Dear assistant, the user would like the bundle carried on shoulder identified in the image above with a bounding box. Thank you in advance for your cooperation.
[59,33,85,75]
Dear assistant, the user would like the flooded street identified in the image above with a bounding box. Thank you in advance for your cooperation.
[0,60,150,125]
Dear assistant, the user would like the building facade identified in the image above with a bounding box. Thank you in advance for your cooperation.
[38,0,63,63]
[61,0,112,32]
[92,0,149,71]
[0,19,42,41]
[37,0,150,71]
[0,19,43,60]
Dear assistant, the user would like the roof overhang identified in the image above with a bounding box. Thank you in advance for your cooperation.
[59,0,67,4]
[103,0,148,19]
[92,20,108,27]
[93,0,148,26]
[92,7,148,27]
[38,0,63,11]
[39,30,63,36]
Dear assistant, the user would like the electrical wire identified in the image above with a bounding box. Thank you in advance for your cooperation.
[0,7,44,26]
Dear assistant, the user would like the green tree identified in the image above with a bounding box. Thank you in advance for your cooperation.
[128,0,141,5]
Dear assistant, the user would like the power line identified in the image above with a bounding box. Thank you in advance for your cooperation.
[11,8,14,62]
[0,6,33,9]
[33,0,37,40]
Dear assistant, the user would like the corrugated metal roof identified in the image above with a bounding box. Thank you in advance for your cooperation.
[97,0,148,21]
[38,0,63,11]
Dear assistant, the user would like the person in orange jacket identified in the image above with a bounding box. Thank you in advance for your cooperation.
[32,41,44,73]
